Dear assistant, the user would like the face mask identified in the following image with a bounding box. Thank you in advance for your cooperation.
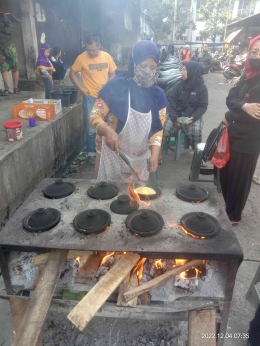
[249,58,260,72]
[133,65,158,88]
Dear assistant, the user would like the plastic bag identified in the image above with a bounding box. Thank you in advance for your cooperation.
[202,123,226,162]
[210,126,230,168]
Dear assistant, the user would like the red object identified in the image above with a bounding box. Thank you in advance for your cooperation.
[3,121,22,129]
[228,63,243,72]
[210,126,230,168]
[3,121,23,142]
[245,35,260,79]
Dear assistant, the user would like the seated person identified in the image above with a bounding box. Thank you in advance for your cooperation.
[50,47,67,84]
[164,61,208,149]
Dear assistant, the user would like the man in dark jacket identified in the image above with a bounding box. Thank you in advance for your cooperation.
[0,12,20,95]
[197,43,212,74]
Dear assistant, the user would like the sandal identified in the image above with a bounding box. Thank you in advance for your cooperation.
[14,88,21,94]
[158,157,163,165]
[252,175,260,185]
[1,90,13,96]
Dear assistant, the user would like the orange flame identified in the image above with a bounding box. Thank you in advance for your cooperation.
[175,259,188,266]
[167,222,179,227]
[175,259,207,279]
[127,172,152,209]
[180,267,201,279]
[133,258,146,281]
[128,182,141,207]
[155,259,162,269]
[179,224,206,239]
[100,252,115,266]
[75,256,81,264]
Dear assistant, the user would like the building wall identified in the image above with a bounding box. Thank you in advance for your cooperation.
[1,0,140,79]
[0,104,85,229]
[231,0,260,19]
[34,0,82,65]
[0,0,27,78]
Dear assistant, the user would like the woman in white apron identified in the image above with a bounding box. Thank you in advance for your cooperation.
[89,40,168,182]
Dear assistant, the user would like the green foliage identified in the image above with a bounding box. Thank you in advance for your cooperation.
[199,0,229,42]
[175,0,196,40]
[141,0,196,41]
[175,21,189,40]
[176,21,197,40]
[141,0,175,41]
[199,29,210,41]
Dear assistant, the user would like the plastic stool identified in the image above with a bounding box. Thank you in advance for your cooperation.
[165,128,189,161]
[189,143,221,192]
[246,264,260,307]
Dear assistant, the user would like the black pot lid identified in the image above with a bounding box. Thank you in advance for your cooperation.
[87,181,119,200]
[110,195,139,215]
[43,179,75,199]
[73,209,111,235]
[176,184,209,203]
[126,209,164,237]
[180,212,221,238]
[23,208,61,232]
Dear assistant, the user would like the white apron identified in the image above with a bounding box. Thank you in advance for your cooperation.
[97,91,152,183]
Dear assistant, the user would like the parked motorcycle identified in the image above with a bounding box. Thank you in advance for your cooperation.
[210,55,226,72]
[223,58,245,79]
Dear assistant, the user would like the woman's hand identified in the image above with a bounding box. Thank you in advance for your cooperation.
[102,126,121,154]
[188,117,193,124]
[174,122,181,128]
[148,145,160,172]
[148,155,158,173]
[97,123,121,153]
[222,117,230,126]
[242,103,260,119]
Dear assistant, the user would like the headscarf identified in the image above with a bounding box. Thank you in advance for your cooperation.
[99,40,168,137]
[245,35,260,79]
[182,61,204,90]
[35,43,55,75]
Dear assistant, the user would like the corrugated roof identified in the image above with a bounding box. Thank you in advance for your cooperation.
[227,13,260,29]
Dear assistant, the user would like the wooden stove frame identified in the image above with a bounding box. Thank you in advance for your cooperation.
[0,179,243,346]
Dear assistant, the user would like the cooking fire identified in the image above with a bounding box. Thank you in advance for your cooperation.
[94,253,208,289]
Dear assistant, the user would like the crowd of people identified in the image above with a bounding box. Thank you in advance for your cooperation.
[78,37,260,345]
[1,12,260,341]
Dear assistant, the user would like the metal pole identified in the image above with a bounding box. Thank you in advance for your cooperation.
[223,0,232,41]
[188,0,194,42]
[172,0,178,40]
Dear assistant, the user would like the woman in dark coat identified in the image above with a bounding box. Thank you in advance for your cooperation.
[164,61,208,149]
[221,35,260,224]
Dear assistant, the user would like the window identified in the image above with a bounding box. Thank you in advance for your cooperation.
[196,36,203,41]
